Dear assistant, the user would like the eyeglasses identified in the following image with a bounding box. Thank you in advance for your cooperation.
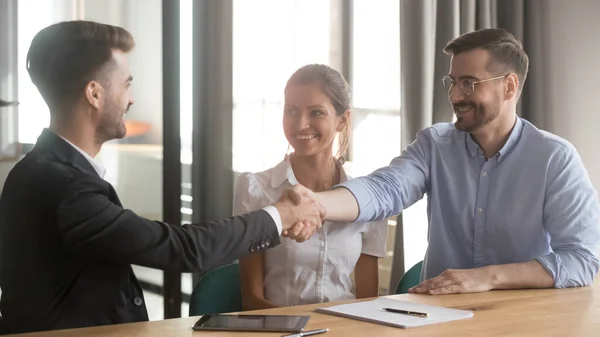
[441,75,506,96]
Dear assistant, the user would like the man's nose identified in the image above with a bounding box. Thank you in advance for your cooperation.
[448,86,466,104]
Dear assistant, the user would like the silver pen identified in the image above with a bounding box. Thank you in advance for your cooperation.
[281,328,329,337]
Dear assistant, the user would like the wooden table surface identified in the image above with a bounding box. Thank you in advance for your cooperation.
[8,280,600,337]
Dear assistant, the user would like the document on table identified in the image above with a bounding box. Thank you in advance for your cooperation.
[315,297,473,329]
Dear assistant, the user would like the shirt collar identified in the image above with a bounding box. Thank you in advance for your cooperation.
[465,117,523,162]
[270,157,298,188]
[270,156,348,188]
[58,135,107,178]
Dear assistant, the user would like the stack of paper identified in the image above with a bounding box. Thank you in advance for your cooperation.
[315,297,473,329]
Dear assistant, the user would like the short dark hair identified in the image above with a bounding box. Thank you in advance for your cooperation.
[26,20,135,111]
[285,64,352,159]
[444,28,529,91]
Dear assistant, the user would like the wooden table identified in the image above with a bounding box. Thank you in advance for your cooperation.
[9,281,600,337]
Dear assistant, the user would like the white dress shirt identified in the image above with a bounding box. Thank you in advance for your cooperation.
[233,158,388,306]
[58,134,107,179]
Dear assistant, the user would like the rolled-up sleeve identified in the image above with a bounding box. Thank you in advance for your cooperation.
[336,128,431,223]
[535,144,600,288]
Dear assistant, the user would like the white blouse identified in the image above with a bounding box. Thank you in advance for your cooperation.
[233,158,387,307]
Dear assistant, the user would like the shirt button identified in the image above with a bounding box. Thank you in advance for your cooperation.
[133,297,144,307]
[482,172,487,177]
[477,207,483,213]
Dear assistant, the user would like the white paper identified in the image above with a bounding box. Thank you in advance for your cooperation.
[315,297,473,329]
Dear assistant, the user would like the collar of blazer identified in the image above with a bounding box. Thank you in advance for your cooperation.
[32,129,100,178]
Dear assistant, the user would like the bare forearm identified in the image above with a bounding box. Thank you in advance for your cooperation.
[242,295,280,311]
[486,260,554,290]
[411,260,555,295]
[315,188,359,222]
[239,253,279,311]
[356,284,379,298]
[354,254,380,298]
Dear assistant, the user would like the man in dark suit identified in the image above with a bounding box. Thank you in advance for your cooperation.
[0,21,323,334]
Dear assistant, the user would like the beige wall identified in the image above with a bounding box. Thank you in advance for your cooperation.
[543,0,600,189]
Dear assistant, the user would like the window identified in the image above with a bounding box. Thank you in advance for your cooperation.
[350,0,428,286]
[17,0,74,144]
[0,0,18,160]
[349,0,401,177]
[180,0,193,155]
[352,0,400,111]
[232,0,332,174]
[349,1,401,292]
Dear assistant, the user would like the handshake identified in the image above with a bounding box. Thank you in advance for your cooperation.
[273,184,326,242]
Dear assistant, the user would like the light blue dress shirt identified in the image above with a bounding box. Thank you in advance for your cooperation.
[340,117,600,287]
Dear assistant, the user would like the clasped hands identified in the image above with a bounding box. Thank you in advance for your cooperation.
[273,184,326,242]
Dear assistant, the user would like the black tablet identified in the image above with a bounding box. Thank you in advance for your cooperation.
[192,314,310,332]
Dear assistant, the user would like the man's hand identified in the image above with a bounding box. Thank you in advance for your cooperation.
[273,184,326,242]
[409,267,493,295]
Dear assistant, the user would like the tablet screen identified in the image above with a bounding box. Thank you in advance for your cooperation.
[192,314,310,332]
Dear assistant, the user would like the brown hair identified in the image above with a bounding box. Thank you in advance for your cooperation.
[284,64,352,160]
[26,20,135,111]
[443,28,529,92]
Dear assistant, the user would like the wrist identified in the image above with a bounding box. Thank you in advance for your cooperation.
[274,201,294,231]
[482,265,501,290]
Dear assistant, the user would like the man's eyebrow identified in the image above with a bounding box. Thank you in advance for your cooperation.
[448,74,480,81]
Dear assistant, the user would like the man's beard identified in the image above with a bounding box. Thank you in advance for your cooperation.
[96,100,127,143]
[453,100,499,132]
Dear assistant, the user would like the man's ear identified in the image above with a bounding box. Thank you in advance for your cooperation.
[505,73,519,100]
[84,81,104,109]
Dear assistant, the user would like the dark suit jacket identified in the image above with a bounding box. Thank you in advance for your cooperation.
[0,129,280,334]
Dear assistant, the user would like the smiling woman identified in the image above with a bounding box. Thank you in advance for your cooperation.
[282,64,350,165]
[232,64,388,311]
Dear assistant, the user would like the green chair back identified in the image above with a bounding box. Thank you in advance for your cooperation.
[395,260,423,294]
[189,262,242,316]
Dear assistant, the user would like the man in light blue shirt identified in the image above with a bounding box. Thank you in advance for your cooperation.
[307,28,600,294]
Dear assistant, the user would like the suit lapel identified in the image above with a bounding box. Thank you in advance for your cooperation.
[33,129,124,207]
[108,184,123,207]
[32,129,100,178]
